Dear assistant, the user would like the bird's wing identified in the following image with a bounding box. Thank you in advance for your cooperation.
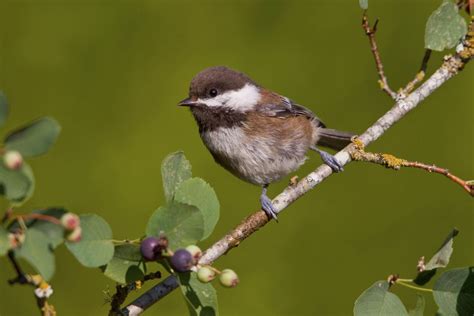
[256,91,326,127]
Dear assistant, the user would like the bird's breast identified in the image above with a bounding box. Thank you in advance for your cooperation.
[199,114,317,185]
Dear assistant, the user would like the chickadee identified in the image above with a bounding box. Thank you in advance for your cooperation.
[179,66,354,220]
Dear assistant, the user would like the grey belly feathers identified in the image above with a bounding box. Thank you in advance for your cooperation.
[200,126,311,185]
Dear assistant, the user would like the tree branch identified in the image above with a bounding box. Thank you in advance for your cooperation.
[123,18,474,314]
[122,51,471,315]
[350,141,474,196]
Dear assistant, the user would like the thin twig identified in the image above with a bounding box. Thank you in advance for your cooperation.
[7,251,29,285]
[362,13,397,99]
[123,46,471,315]
[350,141,473,196]
[108,271,162,316]
[14,213,62,226]
[2,207,13,224]
[7,251,56,315]
[400,49,432,95]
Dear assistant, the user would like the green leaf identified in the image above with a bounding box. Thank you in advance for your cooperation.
[30,209,67,248]
[0,161,35,205]
[146,202,204,250]
[414,228,459,285]
[178,272,219,316]
[161,151,192,202]
[434,267,474,316]
[425,1,468,51]
[359,0,368,10]
[102,244,146,284]
[354,281,408,316]
[425,228,458,270]
[0,226,9,256]
[4,117,61,158]
[66,214,114,267]
[15,229,55,281]
[408,295,425,316]
[175,178,220,240]
[0,91,9,128]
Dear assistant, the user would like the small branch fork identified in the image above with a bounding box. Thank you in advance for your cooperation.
[122,17,474,314]
[362,13,397,99]
[350,138,474,196]
[7,251,56,316]
[362,13,434,99]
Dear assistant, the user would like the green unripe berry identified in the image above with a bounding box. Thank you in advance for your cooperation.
[219,269,239,288]
[197,266,216,283]
[185,245,202,262]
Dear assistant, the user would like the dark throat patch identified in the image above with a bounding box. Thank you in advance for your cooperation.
[190,106,247,132]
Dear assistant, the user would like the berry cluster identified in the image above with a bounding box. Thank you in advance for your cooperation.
[140,236,239,288]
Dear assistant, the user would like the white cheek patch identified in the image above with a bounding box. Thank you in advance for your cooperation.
[198,84,261,112]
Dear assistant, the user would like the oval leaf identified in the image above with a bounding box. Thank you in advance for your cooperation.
[28,209,67,249]
[425,1,468,51]
[0,91,8,128]
[146,202,204,250]
[102,244,146,284]
[66,214,114,267]
[178,272,219,316]
[4,117,61,157]
[354,281,408,316]
[0,161,35,205]
[161,151,192,202]
[0,226,9,256]
[414,228,459,285]
[433,267,474,316]
[175,178,220,240]
[15,229,55,281]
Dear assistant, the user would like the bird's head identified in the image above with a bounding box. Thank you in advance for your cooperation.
[178,66,261,112]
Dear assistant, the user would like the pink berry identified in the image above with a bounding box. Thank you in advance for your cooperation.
[60,213,80,230]
[3,151,23,170]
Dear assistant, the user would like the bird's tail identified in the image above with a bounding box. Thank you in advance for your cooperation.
[316,128,355,151]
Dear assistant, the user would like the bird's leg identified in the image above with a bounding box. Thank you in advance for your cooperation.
[310,146,344,172]
[260,184,278,221]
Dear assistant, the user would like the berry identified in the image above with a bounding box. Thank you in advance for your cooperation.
[197,266,216,283]
[60,213,80,230]
[156,235,169,250]
[219,269,239,288]
[8,232,25,249]
[67,227,82,242]
[140,237,162,261]
[3,151,23,170]
[185,245,202,262]
[170,249,194,272]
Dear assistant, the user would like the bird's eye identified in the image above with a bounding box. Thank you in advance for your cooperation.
[209,89,218,97]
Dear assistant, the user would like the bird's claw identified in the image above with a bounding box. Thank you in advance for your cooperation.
[318,150,344,173]
[260,193,278,221]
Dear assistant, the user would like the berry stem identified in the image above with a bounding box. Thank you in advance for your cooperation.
[395,280,433,293]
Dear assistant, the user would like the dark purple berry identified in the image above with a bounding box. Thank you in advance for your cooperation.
[170,249,194,272]
[140,237,162,261]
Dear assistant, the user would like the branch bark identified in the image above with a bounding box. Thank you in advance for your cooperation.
[350,143,474,196]
[122,50,471,315]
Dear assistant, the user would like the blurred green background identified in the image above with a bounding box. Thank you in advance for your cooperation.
[0,0,472,315]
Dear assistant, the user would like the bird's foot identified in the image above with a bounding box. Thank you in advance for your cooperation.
[260,188,278,221]
[311,146,344,173]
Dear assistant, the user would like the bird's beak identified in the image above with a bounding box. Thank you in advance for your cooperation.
[178,97,197,107]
